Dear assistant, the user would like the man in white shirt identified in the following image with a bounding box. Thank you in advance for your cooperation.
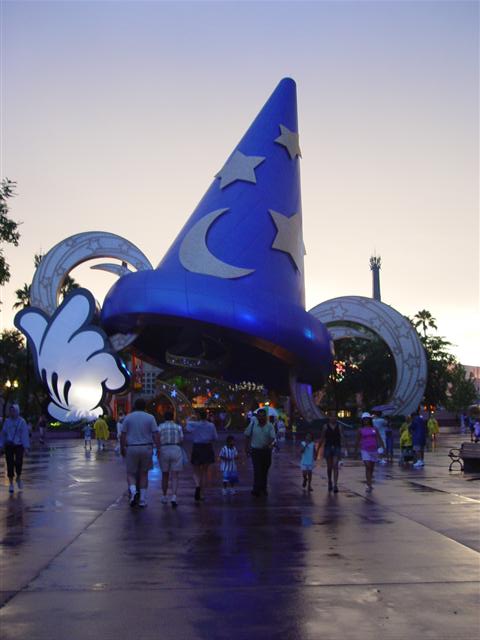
[120,399,160,508]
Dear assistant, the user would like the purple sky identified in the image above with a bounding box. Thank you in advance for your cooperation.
[1,1,478,363]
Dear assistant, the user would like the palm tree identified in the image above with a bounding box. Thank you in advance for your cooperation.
[13,283,31,310]
[13,254,79,311]
[412,310,438,338]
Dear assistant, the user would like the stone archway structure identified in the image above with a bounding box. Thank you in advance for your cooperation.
[291,296,427,420]
[30,231,153,351]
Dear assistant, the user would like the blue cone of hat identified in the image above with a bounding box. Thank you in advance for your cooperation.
[101,78,333,390]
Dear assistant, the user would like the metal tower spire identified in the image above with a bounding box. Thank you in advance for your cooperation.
[370,255,382,301]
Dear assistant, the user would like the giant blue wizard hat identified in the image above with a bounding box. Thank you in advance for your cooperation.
[102,78,333,390]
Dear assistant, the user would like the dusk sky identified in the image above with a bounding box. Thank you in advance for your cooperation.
[1,1,478,364]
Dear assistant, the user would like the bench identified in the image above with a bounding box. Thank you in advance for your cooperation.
[448,442,480,473]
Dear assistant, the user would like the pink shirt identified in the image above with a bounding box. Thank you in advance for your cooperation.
[359,426,377,452]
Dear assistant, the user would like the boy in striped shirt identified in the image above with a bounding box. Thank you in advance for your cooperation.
[219,436,239,495]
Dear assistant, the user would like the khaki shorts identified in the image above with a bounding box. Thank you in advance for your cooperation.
[126,445,153,475]
[159,445,183,472]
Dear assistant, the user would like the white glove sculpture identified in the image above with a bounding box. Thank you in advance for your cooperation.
[15,289,129,422]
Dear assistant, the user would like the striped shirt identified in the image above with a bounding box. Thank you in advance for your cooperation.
[158,421,183,445]
[219,445,238,474]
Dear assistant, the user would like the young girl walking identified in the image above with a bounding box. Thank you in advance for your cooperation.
[300,432,316,491]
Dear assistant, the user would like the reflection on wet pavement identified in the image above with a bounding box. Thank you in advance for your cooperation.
[0,435,479,639]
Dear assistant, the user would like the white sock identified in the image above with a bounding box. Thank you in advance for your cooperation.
[139,488,147,501]
[171,494,176,501]
[129,484,137,497]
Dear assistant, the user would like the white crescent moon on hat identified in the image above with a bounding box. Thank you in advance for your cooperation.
[179,208,255,279]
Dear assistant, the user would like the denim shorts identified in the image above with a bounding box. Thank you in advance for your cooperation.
[323,445,342,459]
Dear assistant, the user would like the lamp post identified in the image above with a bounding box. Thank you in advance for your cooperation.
[2,379,19,418]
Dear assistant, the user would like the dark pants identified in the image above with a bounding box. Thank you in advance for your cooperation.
[251,448,272,494]
[5,445,24,479]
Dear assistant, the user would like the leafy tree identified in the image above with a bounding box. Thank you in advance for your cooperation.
[445,363,478,414]
[0,328,47,418]
[317,310,470,415]
[318,336,395,412]
[0,329,26,417]
[421,334,456,407]
[409,313,475,411]
[0,178,20,289]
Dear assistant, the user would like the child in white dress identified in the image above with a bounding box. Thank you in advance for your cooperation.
[300,432,316,492]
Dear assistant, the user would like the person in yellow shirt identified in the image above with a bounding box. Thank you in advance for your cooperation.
[427,413,440,451]
[94,415,110,451]
[399,416,411,438]
[399,416,414,466]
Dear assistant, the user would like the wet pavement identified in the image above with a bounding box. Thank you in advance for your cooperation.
[0,434,479,639]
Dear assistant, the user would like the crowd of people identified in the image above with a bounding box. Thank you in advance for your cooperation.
[1,400,480,503]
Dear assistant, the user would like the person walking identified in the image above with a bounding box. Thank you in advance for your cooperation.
[157,410,184,508]
[399,424,414,466]
[244,408,276,497]
[300,432,316,492]
[318,411,346,493]
[473,418,480,443]
[372,411,388,465]
[427,412,440,451]
[115,412,125,454]
[276,416,286,444]
[93,414,110,451]
[120,398,160,508]
[410,412,427,468]
[37,412,48,446]
[0,404,30,493]
[82,422,93,450]
[219,435,239,495]
[186,409,218,502]
[354,412,385,493]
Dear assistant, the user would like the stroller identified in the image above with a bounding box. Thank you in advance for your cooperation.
[399,445,415,467]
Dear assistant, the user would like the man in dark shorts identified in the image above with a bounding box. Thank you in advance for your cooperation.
[244,409,276,497]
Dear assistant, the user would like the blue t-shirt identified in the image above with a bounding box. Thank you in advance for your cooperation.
[410,416,427,446]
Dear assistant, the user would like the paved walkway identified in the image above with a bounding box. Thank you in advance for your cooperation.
[0,434,479,639]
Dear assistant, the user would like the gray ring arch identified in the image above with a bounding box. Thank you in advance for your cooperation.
[291,296,427,420]
[29,231,153,351]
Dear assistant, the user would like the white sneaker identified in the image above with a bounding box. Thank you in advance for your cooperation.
[8,482,14,494]
[413,461,423,468]
[228,488,236,495]
[138,499,147,508]
[170,495,177,508]
[16,478,23,491]
[161,495,168,504]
